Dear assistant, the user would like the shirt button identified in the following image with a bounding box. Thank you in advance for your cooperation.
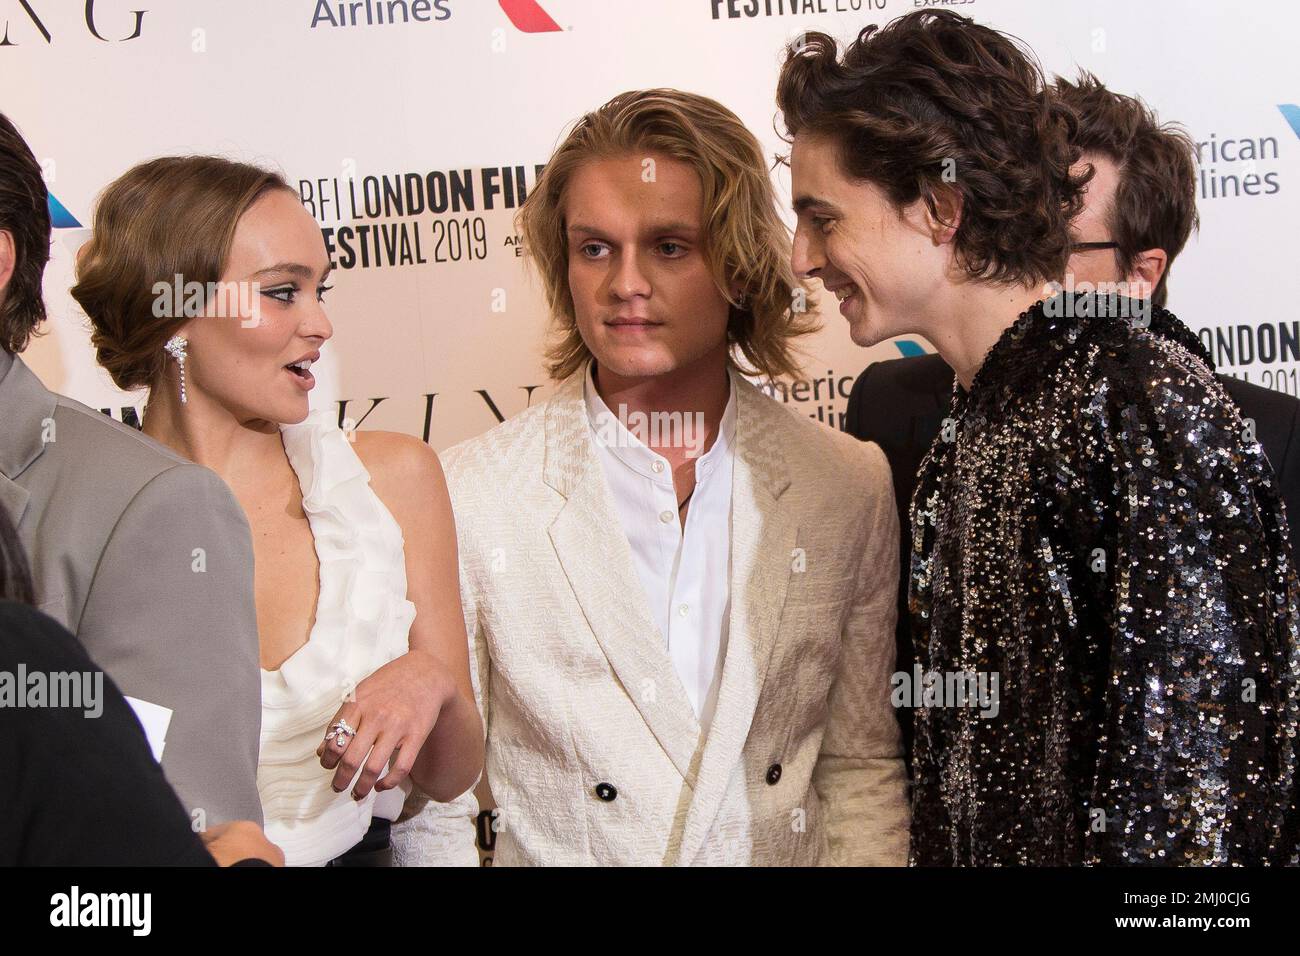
[651,460,664,473]
[659,510,674,524]
[594,782,618,802]
[766,763,782,786]
[678,603,689,617]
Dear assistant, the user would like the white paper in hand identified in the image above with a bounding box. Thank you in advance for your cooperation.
[124,696,172,763]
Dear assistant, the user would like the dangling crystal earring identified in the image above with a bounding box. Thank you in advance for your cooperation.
[163,335,188,405]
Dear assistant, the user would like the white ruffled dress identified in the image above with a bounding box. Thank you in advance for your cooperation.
[258,408,416,867]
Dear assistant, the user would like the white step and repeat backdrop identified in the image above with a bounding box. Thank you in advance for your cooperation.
[3,0,1297,449]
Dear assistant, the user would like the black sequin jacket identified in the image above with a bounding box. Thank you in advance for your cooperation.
[908,292,1300,866]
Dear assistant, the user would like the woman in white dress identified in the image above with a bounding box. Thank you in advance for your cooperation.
[71,156,483,866]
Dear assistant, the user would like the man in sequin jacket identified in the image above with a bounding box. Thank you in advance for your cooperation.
[777,10,1299,865]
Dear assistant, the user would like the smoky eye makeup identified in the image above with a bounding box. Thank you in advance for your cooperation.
[261,283,299,304]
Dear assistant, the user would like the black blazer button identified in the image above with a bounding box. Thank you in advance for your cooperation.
[766,763,782,785]
[595,782,617,801]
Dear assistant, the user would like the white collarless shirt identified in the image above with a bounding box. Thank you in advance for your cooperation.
[583,362,737,736]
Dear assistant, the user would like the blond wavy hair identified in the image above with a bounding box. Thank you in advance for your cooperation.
[517,88,819,383]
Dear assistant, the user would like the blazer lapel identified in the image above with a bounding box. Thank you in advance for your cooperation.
[543,371,704,784]
[675,377,798,864]
[0,475,30,528]
[0,351,57,527]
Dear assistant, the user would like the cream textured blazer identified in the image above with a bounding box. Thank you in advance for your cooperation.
[440,364,910,866]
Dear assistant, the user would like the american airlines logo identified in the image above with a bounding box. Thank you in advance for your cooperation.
[306,1,562,32]
[48,193,81,229]
[498,0,561,32]
[1280,104,1300,140]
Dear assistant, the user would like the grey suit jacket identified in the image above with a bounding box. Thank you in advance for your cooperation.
[0,349,263,826]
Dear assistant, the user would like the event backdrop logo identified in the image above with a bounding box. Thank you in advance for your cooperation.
[710,0,894,18]
[1191,106,1297,388]
[299,164,546,271]
[0,0,145,44]
[1191,105,1295,201]
[47,193,81,228]
[306,1,561,32]
[1280,104,1300,140]
[498,0,561,32]
[309,0,451,28]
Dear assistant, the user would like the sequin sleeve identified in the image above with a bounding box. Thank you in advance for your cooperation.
[1082,355,1300,865]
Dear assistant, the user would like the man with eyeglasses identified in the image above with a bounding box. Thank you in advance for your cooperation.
[844,72,1300,772]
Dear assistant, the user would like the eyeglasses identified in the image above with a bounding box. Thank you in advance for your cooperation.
[1070,241,1119,252]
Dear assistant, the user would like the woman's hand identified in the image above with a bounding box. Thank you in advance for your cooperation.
[316,649,453,800]
[201,821,285,867]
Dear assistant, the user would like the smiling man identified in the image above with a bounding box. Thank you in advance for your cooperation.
[779,10,1300,865]
[425,89,910,866]
[842,71,1300,771]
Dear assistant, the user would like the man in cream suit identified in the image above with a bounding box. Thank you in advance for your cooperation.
[0,112,263,826]
[435,90,908,865]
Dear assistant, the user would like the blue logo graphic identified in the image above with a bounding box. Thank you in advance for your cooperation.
[894,340,928,358]
[1279,104,1300,139]
[48,193,81,228]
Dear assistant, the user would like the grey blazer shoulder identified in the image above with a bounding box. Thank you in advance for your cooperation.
[0,351,263,826]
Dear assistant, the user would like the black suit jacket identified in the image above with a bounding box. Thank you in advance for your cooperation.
[844,351,1300,768]
[0,600,217,866]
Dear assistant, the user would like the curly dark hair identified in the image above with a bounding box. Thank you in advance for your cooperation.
[776,9,1088,287]
[0,111,52,354]
[1054,72,1199,310]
